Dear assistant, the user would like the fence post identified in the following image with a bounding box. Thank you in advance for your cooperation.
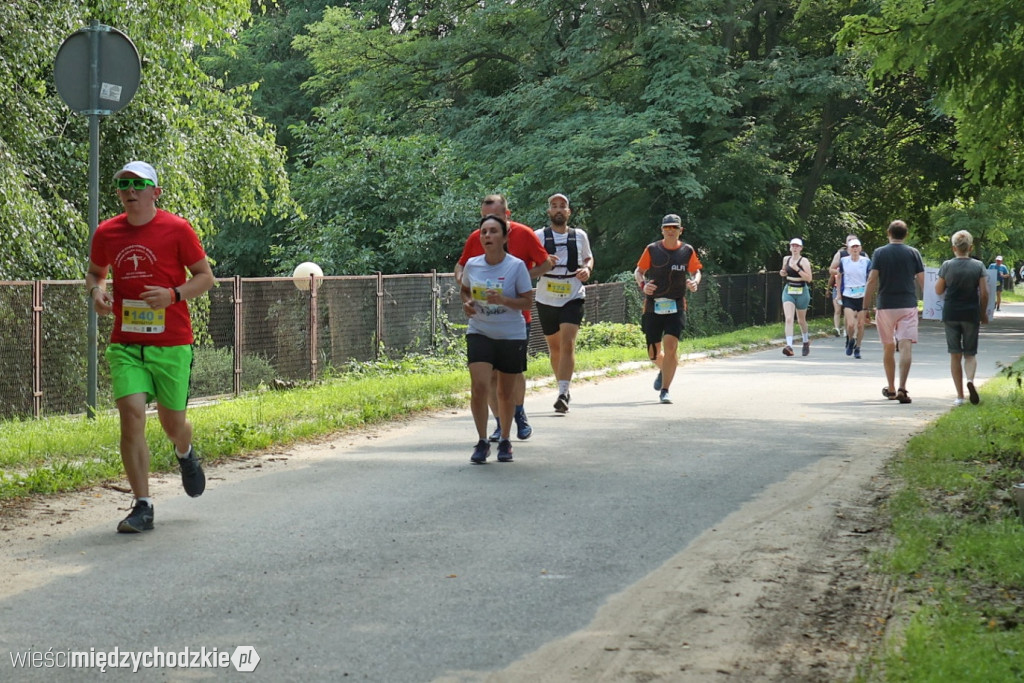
[375,271,384,360]
[310,275,319,381]
[233,276,242,397]
[430,269,438,350]
[32,280,43,418]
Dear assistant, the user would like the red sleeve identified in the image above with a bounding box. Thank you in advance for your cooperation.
[179,220,207,267]
[457,230,483,266]
[507,223,546,268]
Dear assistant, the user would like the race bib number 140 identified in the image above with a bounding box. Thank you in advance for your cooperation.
[121,299,166,334]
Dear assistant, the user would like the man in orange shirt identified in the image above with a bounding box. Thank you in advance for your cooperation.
[633,214,702,404]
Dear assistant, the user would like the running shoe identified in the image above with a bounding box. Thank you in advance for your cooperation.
[659,389,672,404]
[554,394,570,414]
[782,346,794,356]
[653,371,663,391]
[471,439,490,464]
[497,439,514,462]
[489,422,501,442]
[117,500,154,533]
[854,346,861,359]
[833,327,841,337]
[802,341,810,356]
[177,448,206,498]
[514,412,532,440]
[845,337,854,356]
[953,398,965,407]
[967,381,979,405]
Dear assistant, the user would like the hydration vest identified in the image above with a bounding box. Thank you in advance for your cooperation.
[543,227,579,274]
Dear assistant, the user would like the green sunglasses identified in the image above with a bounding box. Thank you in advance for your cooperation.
[115,178,156,190]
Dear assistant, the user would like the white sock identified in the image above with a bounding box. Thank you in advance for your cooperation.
[802,332,809,342]
[175,445,192,459]
[786,336,793,346]
[137,497,153,507]
[558,380,569,395]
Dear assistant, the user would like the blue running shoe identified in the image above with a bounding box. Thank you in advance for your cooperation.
[659,389,672,404]
[471,440,489,464]
[653,371,663,391]
[854,346,861,359]
[845,337,854,356]
[497,439,514,462]
[489,422,501,442]
[515,411,532,440]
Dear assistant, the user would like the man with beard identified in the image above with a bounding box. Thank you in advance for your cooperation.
[534,193,594,413]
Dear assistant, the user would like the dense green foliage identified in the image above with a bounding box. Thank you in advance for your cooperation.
[0,1,294,280]
[6,1,1024,280]
[200,0,1024,280]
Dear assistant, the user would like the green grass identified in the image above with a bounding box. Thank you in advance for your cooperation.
[0,320,819,502]
[864,361,1024,682]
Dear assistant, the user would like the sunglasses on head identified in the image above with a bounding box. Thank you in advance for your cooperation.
[115,178,155,191]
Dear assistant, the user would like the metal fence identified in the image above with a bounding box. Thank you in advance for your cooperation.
[0,271,824,420]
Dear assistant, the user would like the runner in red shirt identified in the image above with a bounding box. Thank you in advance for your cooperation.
[86,161,215,534]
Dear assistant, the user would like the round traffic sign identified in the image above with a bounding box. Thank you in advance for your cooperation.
[54,25,140,114]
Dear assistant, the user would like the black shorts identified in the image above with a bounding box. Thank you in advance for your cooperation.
[841,296,865,312]
[536,298,585,336]
[642,308,685,346]
[466,334,527,374]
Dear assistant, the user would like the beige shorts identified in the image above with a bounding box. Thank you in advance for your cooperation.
[875,308,918,346]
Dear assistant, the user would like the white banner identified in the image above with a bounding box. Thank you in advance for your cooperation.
[922,266,997,321]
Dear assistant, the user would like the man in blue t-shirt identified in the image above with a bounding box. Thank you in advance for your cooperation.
[987,255,1010,312]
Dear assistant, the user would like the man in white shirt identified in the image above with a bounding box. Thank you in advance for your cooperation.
[534,194,594,413]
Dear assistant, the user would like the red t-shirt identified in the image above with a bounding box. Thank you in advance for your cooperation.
[90,209,207,346]
[458,221,547,323]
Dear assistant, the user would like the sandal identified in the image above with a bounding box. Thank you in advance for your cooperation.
[882,387,897,400]
[896,388,911,404]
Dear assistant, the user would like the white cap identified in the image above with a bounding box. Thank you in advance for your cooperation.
[996,255,1003,261]
[848,239,861,247]
[790,238,803,246]
[548,193,570,206]
[113,161,158,186]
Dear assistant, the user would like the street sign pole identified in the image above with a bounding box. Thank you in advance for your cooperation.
[55,21,140,418]
[86,24,101,417]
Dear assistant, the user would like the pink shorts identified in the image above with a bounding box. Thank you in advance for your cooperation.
[875,308,918,345]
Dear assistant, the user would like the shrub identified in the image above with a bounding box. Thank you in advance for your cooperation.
[190,346,278,397]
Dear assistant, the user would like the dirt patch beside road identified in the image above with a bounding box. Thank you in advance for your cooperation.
[472,447,898,683]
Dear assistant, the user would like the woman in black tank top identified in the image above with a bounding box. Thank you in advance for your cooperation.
[779,238,813,356]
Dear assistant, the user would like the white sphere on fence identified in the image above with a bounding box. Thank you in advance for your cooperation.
[291,261,323,291]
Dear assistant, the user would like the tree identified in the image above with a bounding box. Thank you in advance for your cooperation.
[0,1,295,280]
[841,0,1024,185]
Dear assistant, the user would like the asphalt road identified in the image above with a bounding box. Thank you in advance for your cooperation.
[2,307,1023,682]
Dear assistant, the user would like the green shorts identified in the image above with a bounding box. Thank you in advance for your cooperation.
[106,344,194,411]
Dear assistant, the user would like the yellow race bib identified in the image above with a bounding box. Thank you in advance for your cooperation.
[121,298,166,334]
